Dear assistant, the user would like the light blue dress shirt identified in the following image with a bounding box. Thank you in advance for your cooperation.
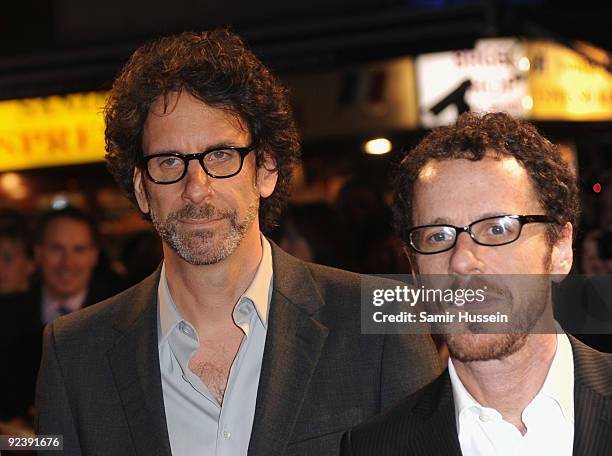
[158,236,273,456]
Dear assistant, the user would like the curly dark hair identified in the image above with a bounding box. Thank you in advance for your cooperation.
[393,112,580,248]
[104,29,300,231]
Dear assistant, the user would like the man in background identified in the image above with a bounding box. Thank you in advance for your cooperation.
[0,209,35,296]
[342,112,612,455]
[32,206,113,324]
[2,207,118,429]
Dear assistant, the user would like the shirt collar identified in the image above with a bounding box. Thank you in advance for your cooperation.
[158,263,182,346]
[540,332,575,423]
[157,234,273,345]
[448,354,482,428]
[43,286,88,313]
[448,332,575,427]
[239,234,273,328]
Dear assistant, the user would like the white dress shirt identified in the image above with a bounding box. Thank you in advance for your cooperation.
[158,235,273,456]
[448,333,575,456]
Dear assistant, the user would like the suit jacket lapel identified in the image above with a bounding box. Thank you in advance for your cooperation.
[107,267,172,456]
[248,243,330,455]
[410,371,463,455]
[570,336,612,456]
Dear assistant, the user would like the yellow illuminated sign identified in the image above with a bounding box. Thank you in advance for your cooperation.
[0,91,108,171]
[527,41,612,121]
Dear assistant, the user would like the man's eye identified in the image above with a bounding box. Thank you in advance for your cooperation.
[206,150,231,162]
[428,231,452,243]
[486,222,514,236]
[489,224,506,235]
[159,157,182,168]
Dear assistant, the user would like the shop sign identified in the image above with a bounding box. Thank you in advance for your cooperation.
[416,38,529,128]
[0,91,108,171]
[527,40,612,121]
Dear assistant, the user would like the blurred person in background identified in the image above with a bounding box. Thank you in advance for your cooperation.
[0,210,37,432]
[580,228,607,274]
[0,209,35,296]
[36,29,440,456]
[271,202,338,266]
[30,206,119,325]
[334,177,410,274]
[1,207,120,432]
[120,229,164,288]
[556,227,612,353]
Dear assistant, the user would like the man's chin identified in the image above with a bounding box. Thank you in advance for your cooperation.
[169,231,240,266]
[445,333,528,363]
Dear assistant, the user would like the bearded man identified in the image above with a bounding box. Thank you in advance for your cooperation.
[342,112,612,455]
[35,29,440,456]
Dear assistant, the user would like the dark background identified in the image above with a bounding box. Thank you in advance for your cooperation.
[1,0,610,99]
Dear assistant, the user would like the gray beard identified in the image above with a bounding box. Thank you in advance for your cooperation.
[150,201,258,265]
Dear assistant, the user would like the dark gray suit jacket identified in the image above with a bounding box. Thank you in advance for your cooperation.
[36,243,441,455]
[341,336,612,455]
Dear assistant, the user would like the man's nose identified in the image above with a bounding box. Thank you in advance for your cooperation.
[182,160,213,203]
[59,250,77,269]
[448,232,485,274]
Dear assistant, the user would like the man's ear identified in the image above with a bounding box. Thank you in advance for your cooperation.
[550,222,573,277]
[133,167,150,214]
[256,152,279,198]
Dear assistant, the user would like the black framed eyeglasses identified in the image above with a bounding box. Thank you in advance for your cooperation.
[408,214,559,255]
[141,146,254,184]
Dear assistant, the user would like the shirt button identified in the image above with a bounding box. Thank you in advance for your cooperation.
[479,414,493,422]
[223,430,231,440]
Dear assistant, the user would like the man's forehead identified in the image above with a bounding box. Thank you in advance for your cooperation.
[147,92,247,131]
[416,154,526,183]
[143,91,250,153]
[412,154,542,224]
[44,218,93,241]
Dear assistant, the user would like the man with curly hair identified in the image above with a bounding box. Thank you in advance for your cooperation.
[36,29,440,456]
[342,112,612,455]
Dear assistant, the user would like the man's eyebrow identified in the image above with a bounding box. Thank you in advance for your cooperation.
[429,217,451,225]
[144,149,180,156]
[425,212,511,226]
[201,142,248,151]
[146,142,249,156]
[476,211,514,220]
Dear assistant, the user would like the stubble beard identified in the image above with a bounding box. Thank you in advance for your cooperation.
[150,200,259,266]
[443,264,552,363]
[444,333,529,363]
